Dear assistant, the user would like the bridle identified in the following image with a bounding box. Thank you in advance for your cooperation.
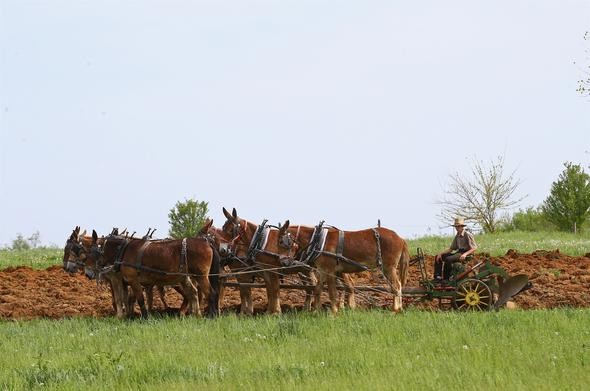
[64,238,88,271]
[223,218,249,255]
[277,224,301,260]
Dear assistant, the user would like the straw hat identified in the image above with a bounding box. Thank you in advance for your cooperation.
[452,217,466,227]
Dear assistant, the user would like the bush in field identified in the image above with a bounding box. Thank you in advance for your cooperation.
[542,162,590,232]
[168,198,209,239]
[502,207,555,232]
[11,234,31,251]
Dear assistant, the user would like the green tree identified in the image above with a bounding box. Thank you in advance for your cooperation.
[168,198,209,239]
[11,233,31,250]
[542,162,590,232]
[503,206,555,232]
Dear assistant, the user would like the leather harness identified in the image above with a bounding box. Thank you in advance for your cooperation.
[301,222,383,272]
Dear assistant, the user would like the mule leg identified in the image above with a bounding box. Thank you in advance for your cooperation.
[326,273,339,314]
[145,285,155,312]
[218,279,226,309]
[302,270,317,311]
[129,280,148,318]
[264,271,281,314]
[337,277,345,309]
[343,273,356,309]
[180,276,200,316]
[313,271,326,311]
[107,273,127,319]
[157,285,168,310]
[237,275,253,316]
[193,274,211,317]
[172,286,188,313]
[126,286,135,317]
[383,266,402,312]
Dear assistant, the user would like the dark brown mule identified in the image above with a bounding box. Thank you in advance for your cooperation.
[291,223,410,313]
[63,227,130,314]
[87,230,220,318]
[65,227,174,316]
[221,208,320,314]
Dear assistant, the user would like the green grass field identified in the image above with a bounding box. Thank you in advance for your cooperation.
[0,309,588,390]
[2,230,588,271]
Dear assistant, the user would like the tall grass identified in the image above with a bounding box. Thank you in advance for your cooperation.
[408,230,590,257]
[0,247,62,270]
[0,309,587,390]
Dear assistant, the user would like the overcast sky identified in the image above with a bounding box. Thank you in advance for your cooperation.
[1,1,589,247]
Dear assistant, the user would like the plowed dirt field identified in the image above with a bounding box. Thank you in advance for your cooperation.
[1,250,589,319]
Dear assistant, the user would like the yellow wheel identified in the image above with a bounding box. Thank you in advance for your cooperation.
[452,279,493,311]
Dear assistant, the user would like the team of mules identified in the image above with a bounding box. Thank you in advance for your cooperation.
[63,207,410,318]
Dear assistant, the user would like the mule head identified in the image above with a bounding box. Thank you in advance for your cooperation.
[84,229,114,280]
[221,207,244,242]
[63,226,87,273]
[276,220,300,262]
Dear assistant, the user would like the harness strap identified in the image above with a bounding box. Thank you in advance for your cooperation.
[180,238,188,273]
[113,240,130,272]
[246,220,268,264]
[336,230,345,257]
[372,228,383,267]
[135,241,151,270]
[315,251,370,271]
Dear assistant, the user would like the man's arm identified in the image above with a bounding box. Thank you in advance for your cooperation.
[459,233,478,260]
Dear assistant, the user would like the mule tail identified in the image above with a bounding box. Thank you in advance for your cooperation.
[399,240,410,287]
[206,246,221,318]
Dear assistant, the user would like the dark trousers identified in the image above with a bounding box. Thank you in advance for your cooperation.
[434,251,465,279]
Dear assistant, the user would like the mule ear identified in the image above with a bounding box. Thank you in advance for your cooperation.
[278,220,290,233]
[222,207,232,220]
[232,208,238,219]
[80,229,87,238]
[92,230,98,243]
[199,219,213,235]
[279,220,290,232]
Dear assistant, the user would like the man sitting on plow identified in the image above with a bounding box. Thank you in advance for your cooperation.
[434,217,477,280]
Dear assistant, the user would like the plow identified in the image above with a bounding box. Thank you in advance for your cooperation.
[219,243,532,312]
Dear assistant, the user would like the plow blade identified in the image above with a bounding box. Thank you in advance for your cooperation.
[495,274,531,309]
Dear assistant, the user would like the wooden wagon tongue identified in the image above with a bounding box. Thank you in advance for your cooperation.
[495,274,531,309]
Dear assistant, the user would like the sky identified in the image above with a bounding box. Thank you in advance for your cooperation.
[1,1,589,247]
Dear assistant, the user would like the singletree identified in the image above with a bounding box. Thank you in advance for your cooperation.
[542,162,590,232]
[168,198,209,239]
[437,155,525,233]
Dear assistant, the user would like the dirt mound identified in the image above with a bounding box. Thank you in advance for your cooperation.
[1,251,589,319]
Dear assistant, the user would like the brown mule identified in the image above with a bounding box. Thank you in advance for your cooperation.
[87,230,220,318]
[292,223,410,313]
[221,208,330,314]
